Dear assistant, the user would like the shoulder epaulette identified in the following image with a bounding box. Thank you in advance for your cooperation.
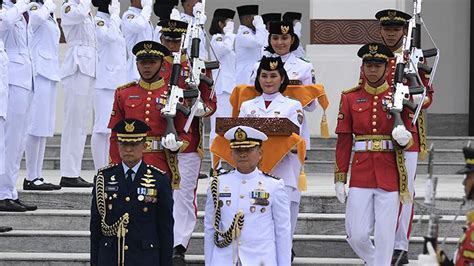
[98,163,118,173]
[117,81,137,91]
[263,171,280,180]
[298,57,310,63]
[147,164,166,175]
[342,86,361,94]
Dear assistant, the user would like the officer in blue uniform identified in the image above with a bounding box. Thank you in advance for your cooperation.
[90,118,173,266]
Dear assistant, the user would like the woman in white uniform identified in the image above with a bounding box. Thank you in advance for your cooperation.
[250,20,317,152]
[239,56,303,251]
[208,8,236,174]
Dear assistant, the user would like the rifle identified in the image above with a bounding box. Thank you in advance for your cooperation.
[160,31,200,137]
[423,143,439,254]
[388,0,440,127]
[182,0,219,132]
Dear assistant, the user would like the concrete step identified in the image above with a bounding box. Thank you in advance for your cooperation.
[0,230,456,260]
[17,190,466,215]
[42,145,92,158]
[3,209,465,238]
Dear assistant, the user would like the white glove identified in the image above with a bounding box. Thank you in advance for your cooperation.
[108,0,120,18]
[43,0,56,12]
[192,2,203,17]
[391,125,412,146]
[335,182,346,204]
[223,21,234,35]
[412,94,423,105]
[193,101,207,117]
[252,15,264,28]
[161,133,184,152]
[170,7,181,21]
[417,242,438,266]
[293,21,302,38]
[141,4,152,21]
[140,0,152,8]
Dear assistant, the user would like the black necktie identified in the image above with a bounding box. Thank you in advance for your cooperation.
[23,12,29,24]
[126,169,134,189]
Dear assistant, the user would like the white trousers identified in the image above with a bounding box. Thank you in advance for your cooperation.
[209,92,231,166]
[0,85,32,199]
[91,89,114,171]
[345,187,399,266]
[28,75,57,137]
[25,135,47,180]
[0,118,5,175]
[60,72,94,177]
[174,152,201,248]
[394,151,418,251]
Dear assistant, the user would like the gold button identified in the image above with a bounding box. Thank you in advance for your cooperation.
[150,244,154,248]
[145,110,150,115]
[131,104,135,108]
[126,229,129,233]
[242,180,246,184]
[146,104,151,107]
[143,207,149,212]
[372,121,376,126]
[372,115,377,119]
[372,128,377,133]
[145,118,150,122]
[374,96,379,100]
[373,102,377,106]
[147,97,151,101]
[125,197,130,202]
[124,245,128,251]
[240,194,244,199]
[372,108,377,112]
[358,108,362,111]
[148,91,152,95]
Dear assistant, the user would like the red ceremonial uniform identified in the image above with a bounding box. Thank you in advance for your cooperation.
[334,81,414,191]
[161,55,217,156]
[108,79,191,173]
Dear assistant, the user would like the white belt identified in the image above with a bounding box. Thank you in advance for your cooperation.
[354,140,393,152]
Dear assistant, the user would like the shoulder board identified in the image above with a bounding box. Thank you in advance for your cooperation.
[147,165,166,175]
[117,81,137,91]
[262,171,280,180]
[342,86,361,94]
[298,57,310,63]
[98,163,118,172]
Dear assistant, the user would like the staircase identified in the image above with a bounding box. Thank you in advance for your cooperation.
[1,135,471,265]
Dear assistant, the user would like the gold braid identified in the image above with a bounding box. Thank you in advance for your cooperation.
[210,177,245,248]
[96,172,130,265]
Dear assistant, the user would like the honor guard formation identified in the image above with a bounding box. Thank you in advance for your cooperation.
[1,0,470,265]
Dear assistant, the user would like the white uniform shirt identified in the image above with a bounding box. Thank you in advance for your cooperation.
[0,0,33,91]
[121,7,153,82]
[234,24,267,85]
[0,39,8,119]
[95,11,126,89]
[29,2,60,82]
[181,12,208,60]
[204,168,291,266]
[60,0,96,79]
[210,32,235,95]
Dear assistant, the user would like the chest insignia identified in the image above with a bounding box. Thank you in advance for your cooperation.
[105,185,119,192]
[219,192,231,198]
[128,95,140,99]
[356,98,367,103]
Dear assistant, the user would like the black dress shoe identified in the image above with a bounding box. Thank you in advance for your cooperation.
[0,226,12,232]
[23,178,61,191]
[0,199,27,212]
[198,173,208,179]
[14,199,37,211]
[291,248,296,262]
[172,245,186,266]
[392,249,409,265]
[60,176,94,187]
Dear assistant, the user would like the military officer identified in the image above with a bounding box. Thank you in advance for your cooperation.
[90,118,173,266]
[204,125,291,265]
[0,1,8,177]
[282,12,305,58]
[91,0,126,172]
[262,13,281,30]
[374,9,435,264]
[180,0,208,60]
[0,0,38,211]
[121,0,154,82]
[24,0,62,190]
[108,40,190,178]
[208,8,236,176]
[235,4,267,85]
[157,18,217,265]
[58,0,97,188]
[334,43,414,265]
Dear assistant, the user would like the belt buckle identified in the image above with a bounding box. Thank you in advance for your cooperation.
[371,139,382,151]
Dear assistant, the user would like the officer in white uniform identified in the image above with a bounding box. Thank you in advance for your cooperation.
[0,0,38,211]
[24,0,61,190]
[234,5,267,85]
[204,125,291,266]
[121,0,153,82]
[91,0,126,171]
[180,0,208,60]
[240,56,303,246]
[250,21,317,153]
[282,12,305,58]
[0,3,9,177]
[208,8,236,174]
[59,0,97,187]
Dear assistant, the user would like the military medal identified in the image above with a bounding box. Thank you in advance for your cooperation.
[218,200,223,208]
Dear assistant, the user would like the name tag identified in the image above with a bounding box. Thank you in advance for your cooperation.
[219,193,231,198]
[105,186,119,192]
